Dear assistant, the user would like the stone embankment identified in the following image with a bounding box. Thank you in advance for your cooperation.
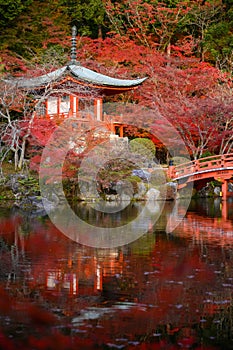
[1,173,230,213]
[0,173,177,213]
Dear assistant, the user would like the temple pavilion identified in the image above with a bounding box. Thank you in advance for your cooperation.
[12,26,146,136]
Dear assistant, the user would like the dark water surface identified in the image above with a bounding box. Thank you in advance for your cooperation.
[0,198,232,349]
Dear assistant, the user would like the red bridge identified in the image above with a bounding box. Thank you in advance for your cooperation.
[167,153,233,200]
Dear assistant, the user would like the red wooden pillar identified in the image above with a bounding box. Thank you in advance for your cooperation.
[57,96,61,118]
[221,199,228,220]
[73,96,77,116]
[96,264,103,291]
[94,98,103,121]
[111,123,115,134]
[215,175,231,201]
[70,95,74,116]
[119,125,124,137]
[70,274,78,295]
[221,179,228,201]
[76,97,79,115]
[93,258,103,292]
[168,165,175,179]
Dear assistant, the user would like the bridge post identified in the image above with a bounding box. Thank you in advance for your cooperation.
[220,155,225,167]
[168,160,175,179]
[195,159,199,172]
[221,199,228,220]
[214,174,232,201]
[221,179,228,201]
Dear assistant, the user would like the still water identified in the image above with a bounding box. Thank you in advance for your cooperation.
[0,198,232,349]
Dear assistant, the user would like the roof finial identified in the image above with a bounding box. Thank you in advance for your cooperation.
[70,25,77,64]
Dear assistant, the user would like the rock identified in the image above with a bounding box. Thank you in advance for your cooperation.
[115,180,134,198]
[6,174,27,193]
[106,194,117,202]
[158,182,177,200]
[120,194,131,202]
[228,183,233,192]
[77,181,98,201]
[197,182,212,197]
[214,186,221,196]
[146,188,160,201]
[197,182,221,198]
[166,182,177,200]
[132,169,151,181]
[42,197,59,213]
[137,182,147,196]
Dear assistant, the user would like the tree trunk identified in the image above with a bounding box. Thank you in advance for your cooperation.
[18,138,26,170]
[98,25,102,39]
[14,148,19,170]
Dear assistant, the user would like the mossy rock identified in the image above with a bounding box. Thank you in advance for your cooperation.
[0,185,15,200]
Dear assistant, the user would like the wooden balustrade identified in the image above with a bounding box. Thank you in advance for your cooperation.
[167,153,233,200]
[170,153,233,179]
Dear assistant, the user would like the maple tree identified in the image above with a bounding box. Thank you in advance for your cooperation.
[0,80,35,172]
[0,62,98,176]
[0,0,232,170]
[130,50,232,159]
[1,0,233,71]
[105,0,192,55]
[184,0,223,62]
[0,0,70,66]
[1,32,232,172]
[207,82,233,154]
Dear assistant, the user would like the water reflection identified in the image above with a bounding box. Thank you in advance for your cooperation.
[0,199,232,349]
[46,199,162,248]
[176,198,233,246]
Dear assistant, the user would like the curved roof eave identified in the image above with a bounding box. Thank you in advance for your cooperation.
[6,64,147,90]
[7,66,67,89]
[69,65,147,87]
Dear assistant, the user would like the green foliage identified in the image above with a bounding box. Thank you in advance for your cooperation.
[1,0,233,70]
[172,156,190,165]
[150,169,167,187]
[0,0,70,60]
[17,176,40,195]
[58,0,106,38]
[95,158,142,197]
[129,138,155,162]
[0,58,5,76]
[0,0,32,27]
[205,22,233,69]
[36,45,68,66]
[0,188,15,200]
[200,151,215,159]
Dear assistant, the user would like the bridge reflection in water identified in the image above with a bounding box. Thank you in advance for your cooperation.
[41,198,232,297]
[172,198,233,246]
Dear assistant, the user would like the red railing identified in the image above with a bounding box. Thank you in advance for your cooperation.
[169,153,233,179]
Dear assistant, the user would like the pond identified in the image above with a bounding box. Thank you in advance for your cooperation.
[0,198,232,349]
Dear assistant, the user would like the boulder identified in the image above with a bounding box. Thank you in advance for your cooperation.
[146,188,160,201]
[166,182,178,200]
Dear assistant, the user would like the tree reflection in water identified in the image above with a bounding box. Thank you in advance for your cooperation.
[0,198,232,349]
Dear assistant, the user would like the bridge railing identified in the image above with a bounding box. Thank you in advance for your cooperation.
[169,153,233,179]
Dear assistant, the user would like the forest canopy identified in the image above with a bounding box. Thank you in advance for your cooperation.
[0,0,232,166]
[1,0,233,72]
